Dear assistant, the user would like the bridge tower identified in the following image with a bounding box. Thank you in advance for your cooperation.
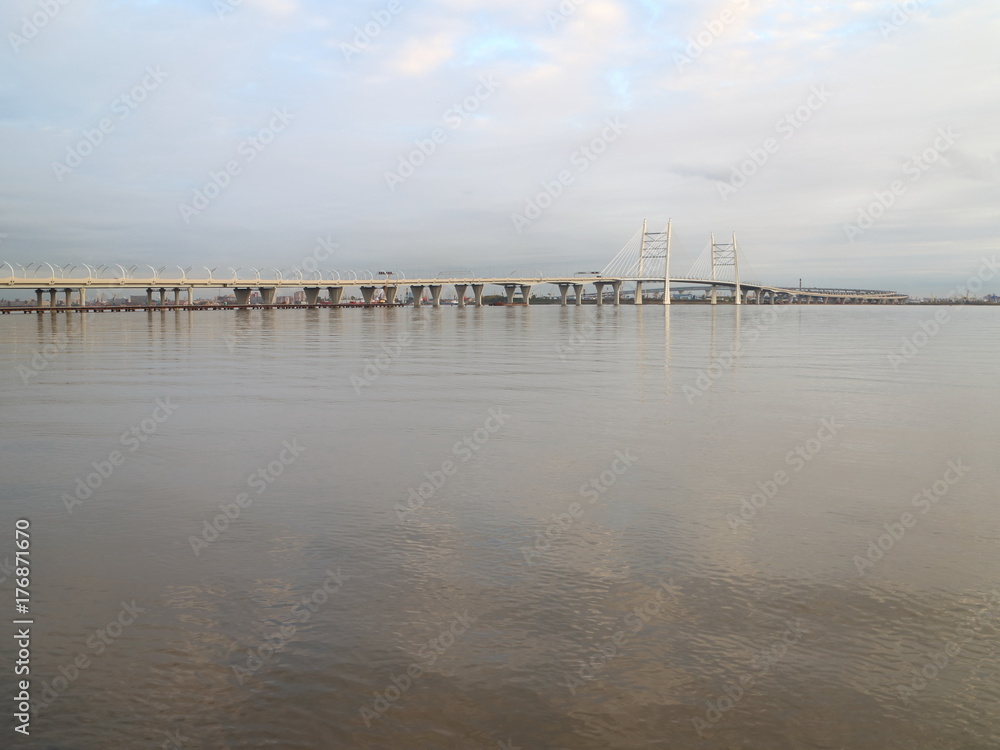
[710,232,740,305]
[638,219,671,305]
[600,218,672,304]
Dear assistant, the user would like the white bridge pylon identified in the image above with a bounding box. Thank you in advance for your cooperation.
[601,219,674,305]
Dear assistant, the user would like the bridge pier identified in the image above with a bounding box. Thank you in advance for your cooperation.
[611,280,622,305]
[573,284,583,306]
[188,287,194,306]
[259,287,276,305]
[454,284,467,307]
[328,286,344,305]
[63,288,73,308]
[428,284,443,307]
[593,282,606,305]
[385,286,398,304]
[360,286,376,304]
[35,289,43,307]
[635,281,643,305]
[234,288,251,305]
[520,284,532,305]
[710,285,717,305]
[503,284,518,304]
[558,283,571,306]
[49,289,57,309]
[472,284,484,307]
[304,287,320,305]
[159,288,166,306]
[410,285,424,307]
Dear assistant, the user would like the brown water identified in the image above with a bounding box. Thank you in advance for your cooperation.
[1,305,998,749]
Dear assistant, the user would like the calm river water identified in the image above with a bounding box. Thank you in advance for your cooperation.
[1,305,998,749]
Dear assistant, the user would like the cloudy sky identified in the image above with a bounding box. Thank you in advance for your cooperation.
[1,0,998,295]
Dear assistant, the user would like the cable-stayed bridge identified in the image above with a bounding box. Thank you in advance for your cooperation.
[0,221,908,310]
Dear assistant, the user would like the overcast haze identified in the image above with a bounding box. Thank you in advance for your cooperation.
[2,0,998,296]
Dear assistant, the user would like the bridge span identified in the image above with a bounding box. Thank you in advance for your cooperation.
[0,222,908,309]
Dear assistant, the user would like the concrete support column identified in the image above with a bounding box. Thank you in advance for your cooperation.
[35,289,43,307]
[454,284,467,307]
[259,287,276,305]
[635,281,643,305]
[558,283,571,306]
[49,289,57,308]
[79,287,86,307]
[360,286,376,304]
[187,287,194,306]
[519,284,532,305]
[410,285,425,307]
[471,284,484,307]
[428,284,443,307]
[611,280,622,306]
[593,282,606,305]
[159,288,166,306]
[573,284,583,306]
[304,287,320,305]
[327,287,344,305]
[385,287,398,304]
[63,288,73,307]
[172,288,180,306]
[234,288,251,305]
[503,284,517,304]
[146,288,153,306]
[710,285,717,305]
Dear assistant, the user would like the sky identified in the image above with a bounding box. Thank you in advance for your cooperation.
[1,0,998,296]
